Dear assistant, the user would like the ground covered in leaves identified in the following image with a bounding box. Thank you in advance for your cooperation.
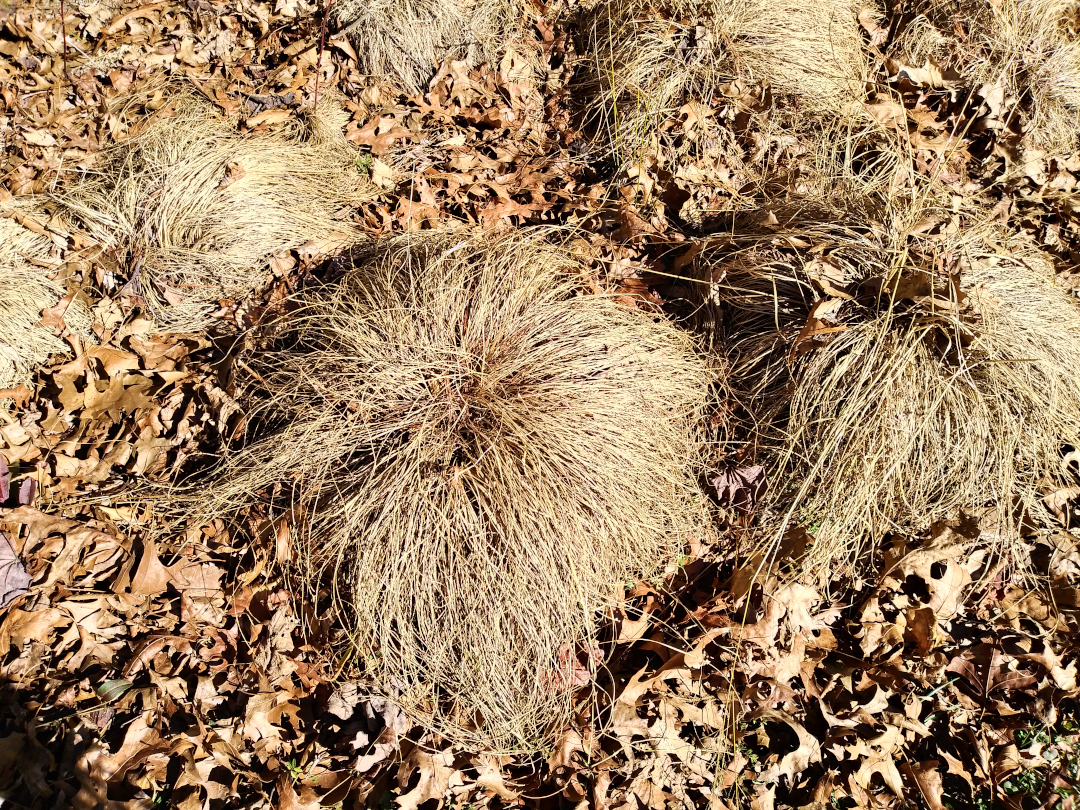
[3,0,1080,808]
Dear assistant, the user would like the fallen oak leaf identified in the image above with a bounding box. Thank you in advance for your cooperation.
[85,345,142,377]
[0,385,33,408]
[789,298,849,362]
[82,374,155,422]
[216,161,246,190]
[858,6,889,46]
[0,606,68,651]
[474,754,520,801]
[542,643,603,692]
[999,634,1078,691]
[756,709,821,787]
[121,635,193,679]
[127,536,190,596]
[1044,486,1080,525]
[946,642,1038,698]
[278,775,320,810]
[899,760,946,810]
[39,292,76,330]
[395,749,462,810]
[3,506,126,590]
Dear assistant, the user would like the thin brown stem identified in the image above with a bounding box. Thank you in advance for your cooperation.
[59,0,69,81]
[313,0,332,110]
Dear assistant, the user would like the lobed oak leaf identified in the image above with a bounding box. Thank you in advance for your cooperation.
[396,749,461,810]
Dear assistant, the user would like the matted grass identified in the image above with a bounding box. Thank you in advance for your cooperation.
[330,0,529,93]
[54,92,375,328]
[895,0,1080,153]
[580,0,870,163]
[177,230,712,751]
[0,202,90,392]
[699,203,1080,574]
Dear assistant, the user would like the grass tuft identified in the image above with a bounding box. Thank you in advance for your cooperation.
[176,230,712,751]
[580,0,870,164]
[0,201,90,392]
[53,91,375,329]
[699,203,1080,574]
[895,0,1080,153]
[330,0,530,93]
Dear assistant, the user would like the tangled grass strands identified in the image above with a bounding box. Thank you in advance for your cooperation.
[54,92,375,329]
[895,0,1080,153]
[329,0,530,93]
[0,202,90,393]
[700,207,1080,576]
[173,231,712,751]
[580,0,869,164]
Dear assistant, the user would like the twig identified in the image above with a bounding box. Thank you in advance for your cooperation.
[313,0,332,110]
[59,0,69,81]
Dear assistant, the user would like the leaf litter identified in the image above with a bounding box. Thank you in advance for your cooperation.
[3,0,1080,808]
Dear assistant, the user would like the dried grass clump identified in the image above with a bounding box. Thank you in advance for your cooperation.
[56,93,375,328]
[896,0,1080,153]
[330,0,528,93]
[581,0,869,162]
[183,231,710,750]
[701,206,1080,572]
[0,203,90,392]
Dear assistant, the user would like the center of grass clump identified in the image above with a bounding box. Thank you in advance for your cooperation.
[187,231,711,751]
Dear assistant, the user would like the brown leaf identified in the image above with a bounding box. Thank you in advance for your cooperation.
[757,709,821,785]
[39,292,75,330]
[790,298,849,361]
[129,538,176,596]
[395,749,461,810]
[83,375,154,422]
[474,754,520,801]
[858,6,889,46]
[899,761,946,810]
[0,385,33,408]
[865,94,906,126]
[0,606,67,651]
[216,161,246,190]
[85,345,142,377]
[852,724,905,797]
[750,783,776,810]
[883,526,972,618]
[999,634,1078,691]
[1044,486,1080,525]
[277,776,320,810]
[804,257,857,299]
[946,643,1038,697]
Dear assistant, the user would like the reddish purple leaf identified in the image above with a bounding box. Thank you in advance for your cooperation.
[0,532,29,608]
[712,465,767,514]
